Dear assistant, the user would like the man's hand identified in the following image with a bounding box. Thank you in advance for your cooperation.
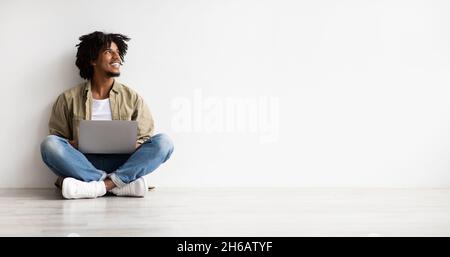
[69,139,78,149]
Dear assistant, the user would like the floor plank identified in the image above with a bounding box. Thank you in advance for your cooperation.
[0,188,449,236]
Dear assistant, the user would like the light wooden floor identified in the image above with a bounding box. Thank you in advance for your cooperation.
[1,187,450,236]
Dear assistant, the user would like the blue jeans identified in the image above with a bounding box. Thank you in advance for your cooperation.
[40,133,174,187]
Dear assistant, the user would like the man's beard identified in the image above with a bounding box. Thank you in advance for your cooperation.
[106,71,120,77]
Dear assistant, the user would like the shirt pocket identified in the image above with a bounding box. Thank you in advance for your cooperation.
[119,108,134,121]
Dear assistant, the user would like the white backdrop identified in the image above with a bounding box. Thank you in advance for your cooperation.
[1,0,450,188]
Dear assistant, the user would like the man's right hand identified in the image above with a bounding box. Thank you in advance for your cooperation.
[69,139,78,149]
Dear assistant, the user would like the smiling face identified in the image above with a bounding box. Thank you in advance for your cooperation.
[91,41,122,78]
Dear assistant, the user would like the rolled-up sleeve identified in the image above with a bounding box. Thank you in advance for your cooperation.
[133,95,154,145]
[48,94,71,139]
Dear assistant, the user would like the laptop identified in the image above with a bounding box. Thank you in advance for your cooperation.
[78,120,138,154]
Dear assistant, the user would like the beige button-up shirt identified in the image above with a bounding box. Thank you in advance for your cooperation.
[48,80,154,146]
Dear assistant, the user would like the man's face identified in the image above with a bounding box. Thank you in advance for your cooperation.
[91,41,122,78]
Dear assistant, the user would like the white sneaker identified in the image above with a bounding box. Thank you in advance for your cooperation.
[62,177,107,199]
[110,177,148,197]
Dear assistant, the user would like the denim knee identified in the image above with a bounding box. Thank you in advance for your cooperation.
[151,133,174,162]
[40,135,66,160]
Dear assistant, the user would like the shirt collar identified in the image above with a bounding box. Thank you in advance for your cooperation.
[84,79,120,95]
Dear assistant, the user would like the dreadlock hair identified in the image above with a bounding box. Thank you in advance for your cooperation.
[75,31,130,80]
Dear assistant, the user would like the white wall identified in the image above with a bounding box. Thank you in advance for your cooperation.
[1,0,450,188]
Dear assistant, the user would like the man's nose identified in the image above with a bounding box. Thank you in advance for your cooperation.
[112,51,120,59]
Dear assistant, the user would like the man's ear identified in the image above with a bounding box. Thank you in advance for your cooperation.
[91,57,98,66]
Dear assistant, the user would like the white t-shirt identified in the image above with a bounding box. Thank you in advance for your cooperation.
[92,98,112,120]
